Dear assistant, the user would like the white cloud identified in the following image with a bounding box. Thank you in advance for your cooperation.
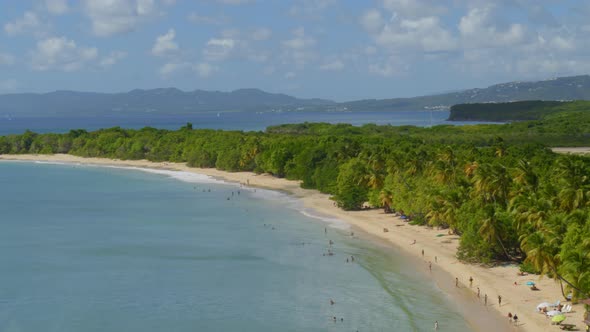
[187,12,228,25]
[151,29,178,56]
[159,62,191,77]
[514,56,590,77]
[159,62,217,78]
[45,0,69,15]
[193,62,216,77]
[459,6,526,48]
[100,51,127,67]
[251,28,271,41]
[374,16,457,52]
[82,0,159,37]
[282,27,315,50]
[0,79,18,92]
[369,62,395,77]
[382,0,447,18]
[360,9,384,33]
[4,11,43,36]
[204,38,236,61]
[365,45,378,55]
[368,55,408,77]
[30,36,98,71]
[263,65,275,75]
[281,27,316,68]
[319,59,344,71]
[0,52,15,65]
[289,0,336,18]
[216,0,252,4]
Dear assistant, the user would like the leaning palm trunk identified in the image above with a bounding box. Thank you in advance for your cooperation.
[550,265,585,300]
[496,234,516,261]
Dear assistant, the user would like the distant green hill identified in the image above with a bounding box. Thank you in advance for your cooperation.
[448,100,590,122]
[335,75,590,112]
[2,75,590,116]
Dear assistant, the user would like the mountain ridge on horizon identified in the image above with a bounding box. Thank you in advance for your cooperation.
[1,74,590,117]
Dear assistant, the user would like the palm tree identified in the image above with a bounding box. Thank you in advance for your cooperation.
[554,157,590,212]
[520,228,585,299]
[430,146,457,186]
[512,159,539,194]
[379,189,393,213]
[472,162,511,207]
[478,208,514,260]
[509,193,552,233]
[559,250,590,301]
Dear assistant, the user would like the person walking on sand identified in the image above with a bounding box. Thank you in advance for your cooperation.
[435,256,437,263]
[429,262,432,271]
[507,312,512,322]
[512,314,518,325]
[434,321,439,330]
[498,295,502,306]
[469,276,473,287]
[484,294,488,305]
[455,277,458,287]
[422,249,424,256]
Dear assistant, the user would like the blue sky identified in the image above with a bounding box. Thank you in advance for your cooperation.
[0,0,589,101]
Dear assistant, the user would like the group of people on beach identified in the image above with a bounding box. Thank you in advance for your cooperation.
[507,312,519,325]
[416,242,518,330]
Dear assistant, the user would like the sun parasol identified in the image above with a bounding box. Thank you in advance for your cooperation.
[526,281,535,286]
[551,314,566,323]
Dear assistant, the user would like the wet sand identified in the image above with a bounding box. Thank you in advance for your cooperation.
[1,154,584,332]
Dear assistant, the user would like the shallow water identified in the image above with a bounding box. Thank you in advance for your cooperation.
[0,162,473,331]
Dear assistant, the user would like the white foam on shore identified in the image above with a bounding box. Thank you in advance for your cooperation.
[299,208,350,230]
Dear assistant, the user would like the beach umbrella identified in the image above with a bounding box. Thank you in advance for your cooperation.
[551,314,566,323]
[526,281,535,286]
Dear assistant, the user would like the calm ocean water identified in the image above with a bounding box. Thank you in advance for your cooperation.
[0,161,474,331]
[0,110,488,135]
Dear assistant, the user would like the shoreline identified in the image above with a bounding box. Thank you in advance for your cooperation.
[1,154,584,332]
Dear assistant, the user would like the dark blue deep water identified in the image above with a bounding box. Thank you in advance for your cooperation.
[0,110,472,135]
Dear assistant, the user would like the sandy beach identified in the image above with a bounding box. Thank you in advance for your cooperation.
[552,147,590,155]
[1,154,585,332]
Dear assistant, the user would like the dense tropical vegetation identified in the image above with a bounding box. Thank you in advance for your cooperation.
[1,109,589,301]
[448,100,568,121]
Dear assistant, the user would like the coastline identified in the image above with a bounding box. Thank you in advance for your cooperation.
[1,154,584,332]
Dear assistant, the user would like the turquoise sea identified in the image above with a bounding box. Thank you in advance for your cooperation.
[0,161,474,331]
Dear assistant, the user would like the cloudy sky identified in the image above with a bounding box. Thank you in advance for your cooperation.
[1,0,589,101]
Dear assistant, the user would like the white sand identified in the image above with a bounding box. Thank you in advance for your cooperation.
[552,147,590,155]
[1,154,585,332]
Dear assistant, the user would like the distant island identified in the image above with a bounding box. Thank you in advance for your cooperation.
[2,75,590,117]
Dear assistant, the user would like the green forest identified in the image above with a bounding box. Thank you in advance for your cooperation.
[448,100,590,122]
[1,108,590,301]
